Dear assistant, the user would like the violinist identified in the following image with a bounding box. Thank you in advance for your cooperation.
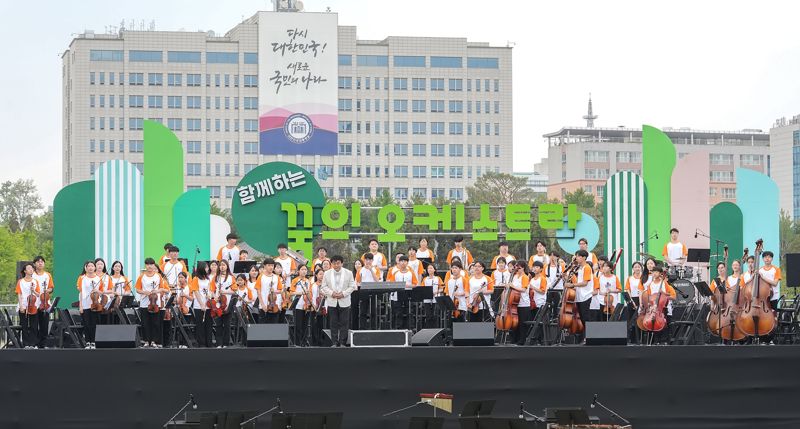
[568,250,593,341]
[16,262,41,348]
[529,261,548,321]
[508,260,530,345]
[246,265,260,304]
[107,260,131,324]
[445,261,469,322]
[643,266,676,344]
[32,256,54,347]
[593,259,621,321]
[356,253,381,329]
[387,255,418,329]
[77,260,104,348]
[467,261,494,322]
[416,238,435,261]
[275,243,298,278]
[312,246,330,268]
[311,268,326,346]
[174,272,193,347]
[422,263,443,328]
[491,241,516,269]
[190,261,215,347]
[135,258,169,348]
[160,246,188,346]
[291,265,315,346]
[528,241,550,269]
[759,251,781,311]
[256,258,284,324]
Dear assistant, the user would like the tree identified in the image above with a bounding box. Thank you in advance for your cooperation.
[210,202,235,235]
[0,179,44,232]
[563,188,597,210]
[466,172,535,206]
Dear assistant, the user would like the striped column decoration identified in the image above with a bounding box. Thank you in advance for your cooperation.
[95,159,144,275]
[604,171,648,287]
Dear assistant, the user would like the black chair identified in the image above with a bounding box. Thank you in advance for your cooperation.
[774,295,800,344]
[0,309,22,348]
[672,303,709,345]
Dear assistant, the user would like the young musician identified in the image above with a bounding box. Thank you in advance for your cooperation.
[578,238,598,273]
[190,261,216,347]
[160,246,188,343]
[275,243,298,277]
[446,236,474,266]
[355,253,382,329]
[32,256,54,347]
[321,259,332,272]
[594,261,621,321]
[311,268,326,346]
[507,261,530,344]
[256,258,284,324]
[662,228,688,266]
[529,261,549,320]
[321,255,356,347]
[742,255,755,286]
[159,242,173,265]
[422,264,443,328]
[135,258,169,348]
[313,247,330,268]
[408,247,425,279]
[416,238,435,261]
[239,250,250,261]
[528,241,549,269]
[625,262,644,343]
[467,261,494,322]
[709,261,728,294]
[94,258,109,291]
[216,233,240,263]
[387,255,418,329]
[246,265,260,308]
[291,265,315,346]
[568,250,594,341]
[760,251,781,310]
[77,260,108,348]
[644,266,677,344]
[493,257,512,291]
[351,259,363,329]
[546,252,566,290]
[491,241,515,269]
[106,261,131,324]
[445,261,469,322]
[362,239,388,274]
[16,262,41,348]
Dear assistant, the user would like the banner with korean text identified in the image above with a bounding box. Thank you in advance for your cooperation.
[258,11,338,155]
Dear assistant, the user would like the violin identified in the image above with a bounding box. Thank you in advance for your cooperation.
[205,289,222,318]
[736,239,776,337]
[558,261,584,334]
[38,279,51,312]
[299,279,315,312]
[90,279,107,313]
[26,283,39,316]
[468,280,488,314]
[266,280,281,314]
[147,289,161,314]
[451,280,462,320]
[495,271,520,332]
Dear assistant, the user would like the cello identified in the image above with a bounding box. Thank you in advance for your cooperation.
[707,246,730,337]
[558,260,584,334]
[637,271,670,332]
[718,252,748,341]
[495,266,520,332]
[736,239,776,338]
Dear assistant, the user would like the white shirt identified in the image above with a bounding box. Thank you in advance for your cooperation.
[451,249,468,265]
[468,276,492,312]
[664,242,686,264]
[592,274,620,310]
[758,266,781,300]
[513,274,531,308]
[218,245,240,263]
[17,278,41,310]
[161,260,186,286]
[357,266,381,284]
[294,278,317,311]
[493,269,511,289]
[416,249,433,259]
[390,270,415,301]
[258,274,283,308]
[192,278,214,310]
[626,276,642,298]
[422,276,441,304]
[531,275,548,308]
[546,263,564,290]
[275,256,294,276]
[32,271,53,307]
[645,279,672,316]
[136,273,164,309]
[574,264,594,302]
[447,275,468,311]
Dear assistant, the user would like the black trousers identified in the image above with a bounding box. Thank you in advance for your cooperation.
[423,303,437,328]
[259,310,281,324]
[576,299,592,341]
[514,306,533,345]
[194,309,214,347]
[217,312,233,347]
[139,308,163,344]
[294,309,310,346]
[358,294,370,330]
[469,309,489,322]
[391,299,409,329]
[37,311,50,347]
[162,317,173,347]
[627,298,641,343]
[312,314,324,346]
[350,290,360,329]
[328,305,350,346]
[81,310,100,343]
[19,312,39,347]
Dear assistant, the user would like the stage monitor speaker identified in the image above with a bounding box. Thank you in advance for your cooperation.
[585,321,627,345]
[786,253,800,289]
[95,325,139,348]
[350,330,409,347]
[321,329,350,346]
[452,322,494,346]
[411,328,447,346]
[246,324,289,347]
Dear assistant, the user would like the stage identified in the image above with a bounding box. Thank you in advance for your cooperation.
[1,346,798,429]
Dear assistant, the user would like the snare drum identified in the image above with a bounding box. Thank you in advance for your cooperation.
[667,265,680,282]
[680,265,694,280]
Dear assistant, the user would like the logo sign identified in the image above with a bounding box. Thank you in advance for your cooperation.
[258,11,338,155]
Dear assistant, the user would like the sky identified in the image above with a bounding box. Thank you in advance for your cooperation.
[2,0,800,206]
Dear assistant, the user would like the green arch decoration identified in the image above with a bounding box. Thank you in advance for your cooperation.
[53,181,95,305]
[143,120,184,260]
[710,202,743,276]
[642,125,676,253]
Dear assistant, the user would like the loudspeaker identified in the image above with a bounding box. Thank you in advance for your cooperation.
[452,322,494,346]
[585,321,627,345]
[95,325,139,348]
[786,253,800,289]
[411,328,447,346]
[350,330,409,347]
[246,324,289,347]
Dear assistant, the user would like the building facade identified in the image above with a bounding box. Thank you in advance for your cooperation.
[62,12,513,208]
[545,126,770,206]
[769,115,800,219]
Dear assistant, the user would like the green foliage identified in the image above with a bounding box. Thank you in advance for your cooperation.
[0,179,44,232]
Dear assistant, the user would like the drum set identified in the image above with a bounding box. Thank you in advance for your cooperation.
[639,254,706,306]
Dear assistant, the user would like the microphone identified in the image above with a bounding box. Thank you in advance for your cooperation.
[195,245,201,254]
[694,230,698,239]
[190,394,197,410]
[519,402,524,419]
[591,394,598,409]
[654,233,658,240]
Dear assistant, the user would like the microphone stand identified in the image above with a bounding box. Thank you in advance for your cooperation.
[162,395,196,428]
[518,402,545,422]
[240,399,282,428]
[695,229,725,284]
[592,396,630,427]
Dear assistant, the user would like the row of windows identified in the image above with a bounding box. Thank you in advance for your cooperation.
[88,117,257,132]
[91,49,257,64]
[584,150,764,166]
[338,98,501,114]
[90,94,258,110]
[338,55,499,69]
[338,120,501,136]
[89,71,257,87]
[338,76,500,92]
[337,143,501,158]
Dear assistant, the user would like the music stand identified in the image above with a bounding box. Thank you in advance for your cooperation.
[687,248,710,263]
[418,258,434,271]
[435,295,455,312]
[234,260,257,274]
[694,281,713,298]
[547,408,590,426]
[411,287,433,302]
[120,296,135,308]
[409,416,445,429]
[460,400,495,418]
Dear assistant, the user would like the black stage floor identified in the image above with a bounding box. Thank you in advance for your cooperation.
[1,346,799,429]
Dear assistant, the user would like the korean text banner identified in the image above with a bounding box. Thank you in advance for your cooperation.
[258,12,338,155]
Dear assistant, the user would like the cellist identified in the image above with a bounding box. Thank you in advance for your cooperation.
[506,260,530,344]
[568,250,594,341]
[642,266,676,344]
[759,251,781,311]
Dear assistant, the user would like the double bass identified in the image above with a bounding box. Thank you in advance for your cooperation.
[707,245,731,337]
[558,260,584,334]
[736,239,776,337]
[495,269,520,331]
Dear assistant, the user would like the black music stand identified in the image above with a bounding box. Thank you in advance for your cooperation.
[234,260,257,274]
[546,408,590,426]
[409,416,445,429]
[270,412,343,429]
[435,295,455,312]
[411,287,433,302]
[460,400,495,418]
[688,248,710,264]
[695,281,713,298]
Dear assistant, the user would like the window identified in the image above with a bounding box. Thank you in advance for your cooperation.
[475,79,481,92]
[448,79,463,91]
[185,119,200,131]
[338,99,352,111]
[187,96,201,109]
[128,95,143,108]
[129,118,144,130]
[168,96,182,109]
[393,78,408,90]
[430,56,462,68]
[476,102,482,114]
[431,144,445,157]
[484,145,491,157]
[129,50,162,62]
[90,72,95,85]
[494,101,500,114]
[187,163,202,176]
[430,122,445,135]
[244,75,258,87]
[393,99,408,112]
[616,151,642,163]
[186,141,202,154]
[584,168,610,179]
[339,165,353,177]
[412,166,427,178]
[585,150,609,163]
[241,141,258,155]
[430,78,445,91]
[338,143,352,155]
[721,188,736,199]
[186,74,201,86]
[357,55,388,66]
[394,144,409,156]
[394,166,409,178]
[338,77,352,89]
[128,140,143,152]
[167,51,201,63]
[430,100,445,113]
[740,154,763,166]
[395,56,425,67]
[494,79,500,92]
[412,100,426,112]
[207,52,238,63]
[467,57,499,69]
[145,73,162,86]
[710,171,735,182]
[357,187,371,199]
[338,54,352,66]
[494,145,500,157]
[412,78,426,91]
[394,122,408,134]
[449,188,464,200]
[448,122,463,135]
[90,50,123,61]
[431,166,445,178]
[167,73,182,86]
[339,121,352,133]
[449,100,463,113]
[412,122,426,135]
[244,119,258,132]
[710,154,734,165]
[129,73,143,85]
[167,118,182,131]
